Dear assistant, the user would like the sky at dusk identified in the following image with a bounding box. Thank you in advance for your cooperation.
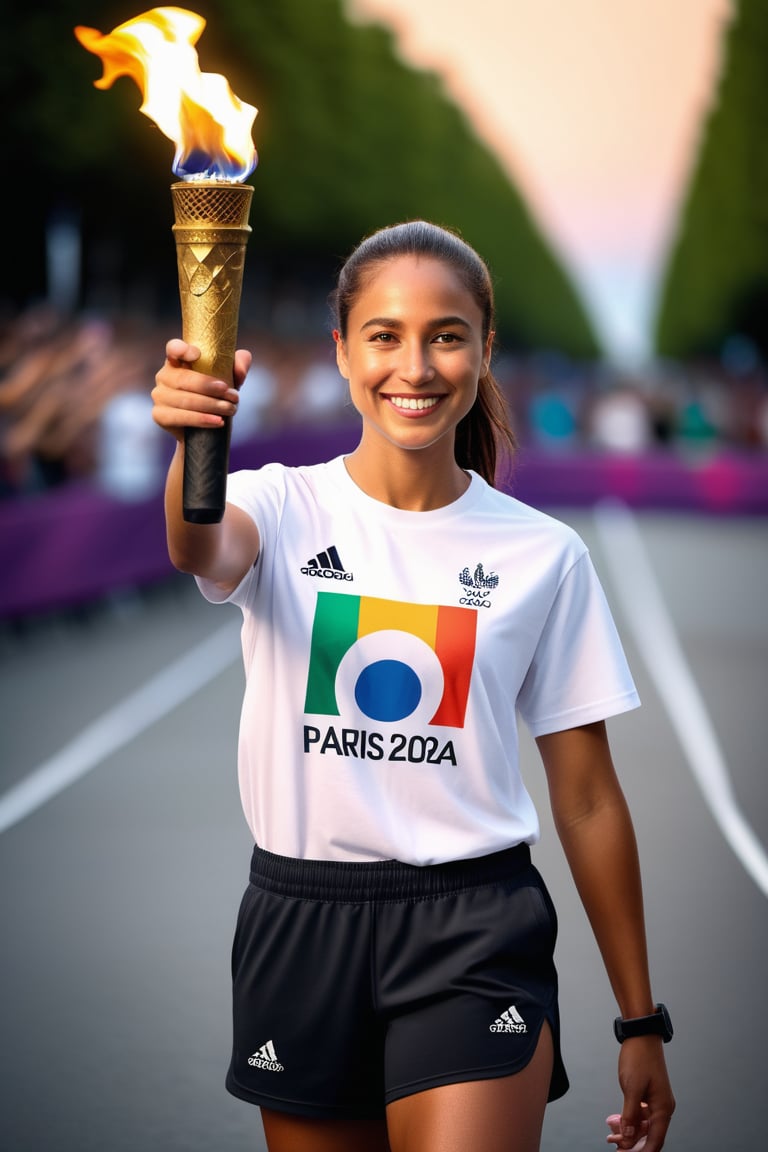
[349,0,733,364]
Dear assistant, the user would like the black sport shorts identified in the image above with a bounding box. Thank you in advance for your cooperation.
[225,843,569,1119]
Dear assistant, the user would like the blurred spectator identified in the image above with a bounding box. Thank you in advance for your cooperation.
[645,383,678,447]
[97,391,165,501]
[756,393,768,448]
[587,386,652,454]
[527,387,579,451]
[231,359,279,442]
[294,355,349,421]
[0,308,156,495]
[677,394,720,451]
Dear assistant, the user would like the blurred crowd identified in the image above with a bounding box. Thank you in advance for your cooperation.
[0,304,355,501]
[1,304,766,502]
[499,343,768,458]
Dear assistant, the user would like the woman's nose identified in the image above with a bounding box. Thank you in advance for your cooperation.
[400,344,435,385]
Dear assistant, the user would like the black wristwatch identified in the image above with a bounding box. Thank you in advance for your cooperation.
[614,1003,673,1043]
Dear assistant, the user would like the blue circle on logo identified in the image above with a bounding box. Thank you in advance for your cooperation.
[354,660,422,722]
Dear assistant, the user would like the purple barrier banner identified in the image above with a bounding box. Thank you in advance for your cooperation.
[1,426,766,621]
[509,447,768,514]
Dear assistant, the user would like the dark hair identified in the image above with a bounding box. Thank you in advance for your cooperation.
[330,220,516,486]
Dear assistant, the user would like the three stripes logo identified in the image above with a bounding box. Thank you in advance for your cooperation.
[247,1039,284,1071]
[489,1004,527,1033]
[301,545,353,581]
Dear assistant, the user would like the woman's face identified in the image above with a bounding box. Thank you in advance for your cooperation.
[335,255,492,457]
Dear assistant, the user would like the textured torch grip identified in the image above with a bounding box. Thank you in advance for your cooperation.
[183,426,233,523]
[171,181,253,523]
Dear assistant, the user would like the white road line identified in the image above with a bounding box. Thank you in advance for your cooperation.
[0,620,242,835]
[593,499,768,897]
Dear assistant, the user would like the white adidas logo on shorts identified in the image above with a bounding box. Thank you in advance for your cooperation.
[247,1039,284,1071]
[489,1004,527,1033]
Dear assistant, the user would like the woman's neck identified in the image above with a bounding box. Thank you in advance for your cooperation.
[344,439,470,511]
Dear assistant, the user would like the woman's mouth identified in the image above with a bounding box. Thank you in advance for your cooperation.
[387,395,441,412]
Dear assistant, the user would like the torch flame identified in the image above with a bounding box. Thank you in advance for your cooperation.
[74,7,258,182]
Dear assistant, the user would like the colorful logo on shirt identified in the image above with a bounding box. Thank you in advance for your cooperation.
[304,592,477,727]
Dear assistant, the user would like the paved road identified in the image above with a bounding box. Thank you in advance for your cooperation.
[1,510,766,1151]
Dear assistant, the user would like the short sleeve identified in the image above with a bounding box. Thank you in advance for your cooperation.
[517,551,640,736]
[194,465,283,606]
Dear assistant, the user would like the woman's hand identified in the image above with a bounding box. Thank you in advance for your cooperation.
[152,338,260,585]
[151,339,252,441]
[606,1105,648,1149]
[608,1037,675,1150]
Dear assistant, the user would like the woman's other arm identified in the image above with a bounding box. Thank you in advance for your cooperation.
[536,721,675,1152]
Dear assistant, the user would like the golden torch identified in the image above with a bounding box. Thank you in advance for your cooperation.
[75,8,258,522]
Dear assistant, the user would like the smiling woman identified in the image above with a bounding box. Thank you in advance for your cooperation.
[333,254,492,505]
[330,219,513,506]
[149,219,675,1152]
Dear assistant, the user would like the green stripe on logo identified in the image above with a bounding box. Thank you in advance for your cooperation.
[304,592,361,715]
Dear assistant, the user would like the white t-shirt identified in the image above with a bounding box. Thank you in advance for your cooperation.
[197,456,639,864]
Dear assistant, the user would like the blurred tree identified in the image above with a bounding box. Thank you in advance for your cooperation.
[654,0,768,360]
[2,0,599,356]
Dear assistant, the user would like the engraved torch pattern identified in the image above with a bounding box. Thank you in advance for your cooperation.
[171,181,253,523]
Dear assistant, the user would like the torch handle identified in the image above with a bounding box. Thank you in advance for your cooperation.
[171,181,253,525]
[183,424,232,523]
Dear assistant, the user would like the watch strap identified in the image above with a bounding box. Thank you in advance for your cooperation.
[614,1002,673,1043]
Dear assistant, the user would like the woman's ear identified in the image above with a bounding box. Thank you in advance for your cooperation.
[482,329,495,377]
[334,329,350,379]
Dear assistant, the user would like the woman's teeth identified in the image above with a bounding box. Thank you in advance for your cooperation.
[390,396,439,410]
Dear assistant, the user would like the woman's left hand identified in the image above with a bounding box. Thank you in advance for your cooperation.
[606,1105,648,1149]
[609,1038,675,1150]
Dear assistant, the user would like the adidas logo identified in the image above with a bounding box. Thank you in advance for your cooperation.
[459,561,499,608]
[460,562,499,592]
[489,1005,527,1034]
[247,1039,284,1071]
[301,545,353,581]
